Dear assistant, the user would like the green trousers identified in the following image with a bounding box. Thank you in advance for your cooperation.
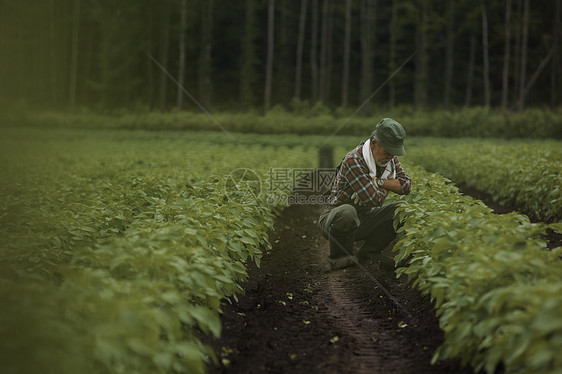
[317,201,405,260]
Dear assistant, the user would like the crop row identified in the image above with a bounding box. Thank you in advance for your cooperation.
[0,128,316,373]
[390,164,562,373]
[405,140,562,222]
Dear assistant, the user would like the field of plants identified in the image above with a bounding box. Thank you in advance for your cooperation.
[405,139,562,222]
[391,165,562,373]
[1,122,561,374]
[0,127,316,373]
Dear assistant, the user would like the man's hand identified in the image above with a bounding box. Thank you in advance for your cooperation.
[377,179,402,194]
[351,178,391,205]
[380,187,389,197]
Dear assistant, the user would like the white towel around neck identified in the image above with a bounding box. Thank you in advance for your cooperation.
[362,139,396,180]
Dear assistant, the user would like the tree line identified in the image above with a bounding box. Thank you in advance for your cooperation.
[0,0,560,114]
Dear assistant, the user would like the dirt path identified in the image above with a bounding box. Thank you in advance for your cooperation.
[208,203,474,374]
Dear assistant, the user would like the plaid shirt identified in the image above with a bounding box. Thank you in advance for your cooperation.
[328,141,411,207]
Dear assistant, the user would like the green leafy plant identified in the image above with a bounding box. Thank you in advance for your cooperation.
[392,164,562,373]
[0,127,317,373]
[406,141,562,221]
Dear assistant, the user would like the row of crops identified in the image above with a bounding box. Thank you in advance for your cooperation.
[1,126,561,374]
[389,165,562,374]
[0,127,316,373]
[392,141,562,373]
[405,138,562,222]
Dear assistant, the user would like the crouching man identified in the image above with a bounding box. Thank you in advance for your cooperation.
[318,118,411,270]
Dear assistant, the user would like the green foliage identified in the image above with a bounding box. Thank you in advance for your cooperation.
[393,164,562,373]
[289,98,311,115]
[0,127,316,373]
[406,140,562,221]
[11,107,562,139]
[310,101,332,116]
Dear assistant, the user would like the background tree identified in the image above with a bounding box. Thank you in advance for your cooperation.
[341,0,352,109]
[552,0,561,108]
[464,33,476,107]
[443,0,455,110]
[48,0,60,105]
[199,0,214,109]
[264,0,275,113]
[359,0,376,104]
[310,0,319,104]
[517,0,529,111]
[481,3,490,107]
[502,0,512,109]
[240,0,258,108]
[318,0,334,104]
[177,0,187,110]
[69,0,80,111]
[0,0,560,112]
[294,0,308,100]
[158,0,171,111]
[414,0,428,109]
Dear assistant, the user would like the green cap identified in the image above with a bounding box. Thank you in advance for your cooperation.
[371,118,406,156]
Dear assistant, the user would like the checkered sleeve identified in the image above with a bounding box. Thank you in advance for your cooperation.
[342,154,386,207]
[393,156,411,195]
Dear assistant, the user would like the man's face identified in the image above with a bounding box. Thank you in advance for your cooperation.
[370,140,393,166]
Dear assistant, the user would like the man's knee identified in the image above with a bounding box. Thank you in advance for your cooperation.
[330,204,360,233]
